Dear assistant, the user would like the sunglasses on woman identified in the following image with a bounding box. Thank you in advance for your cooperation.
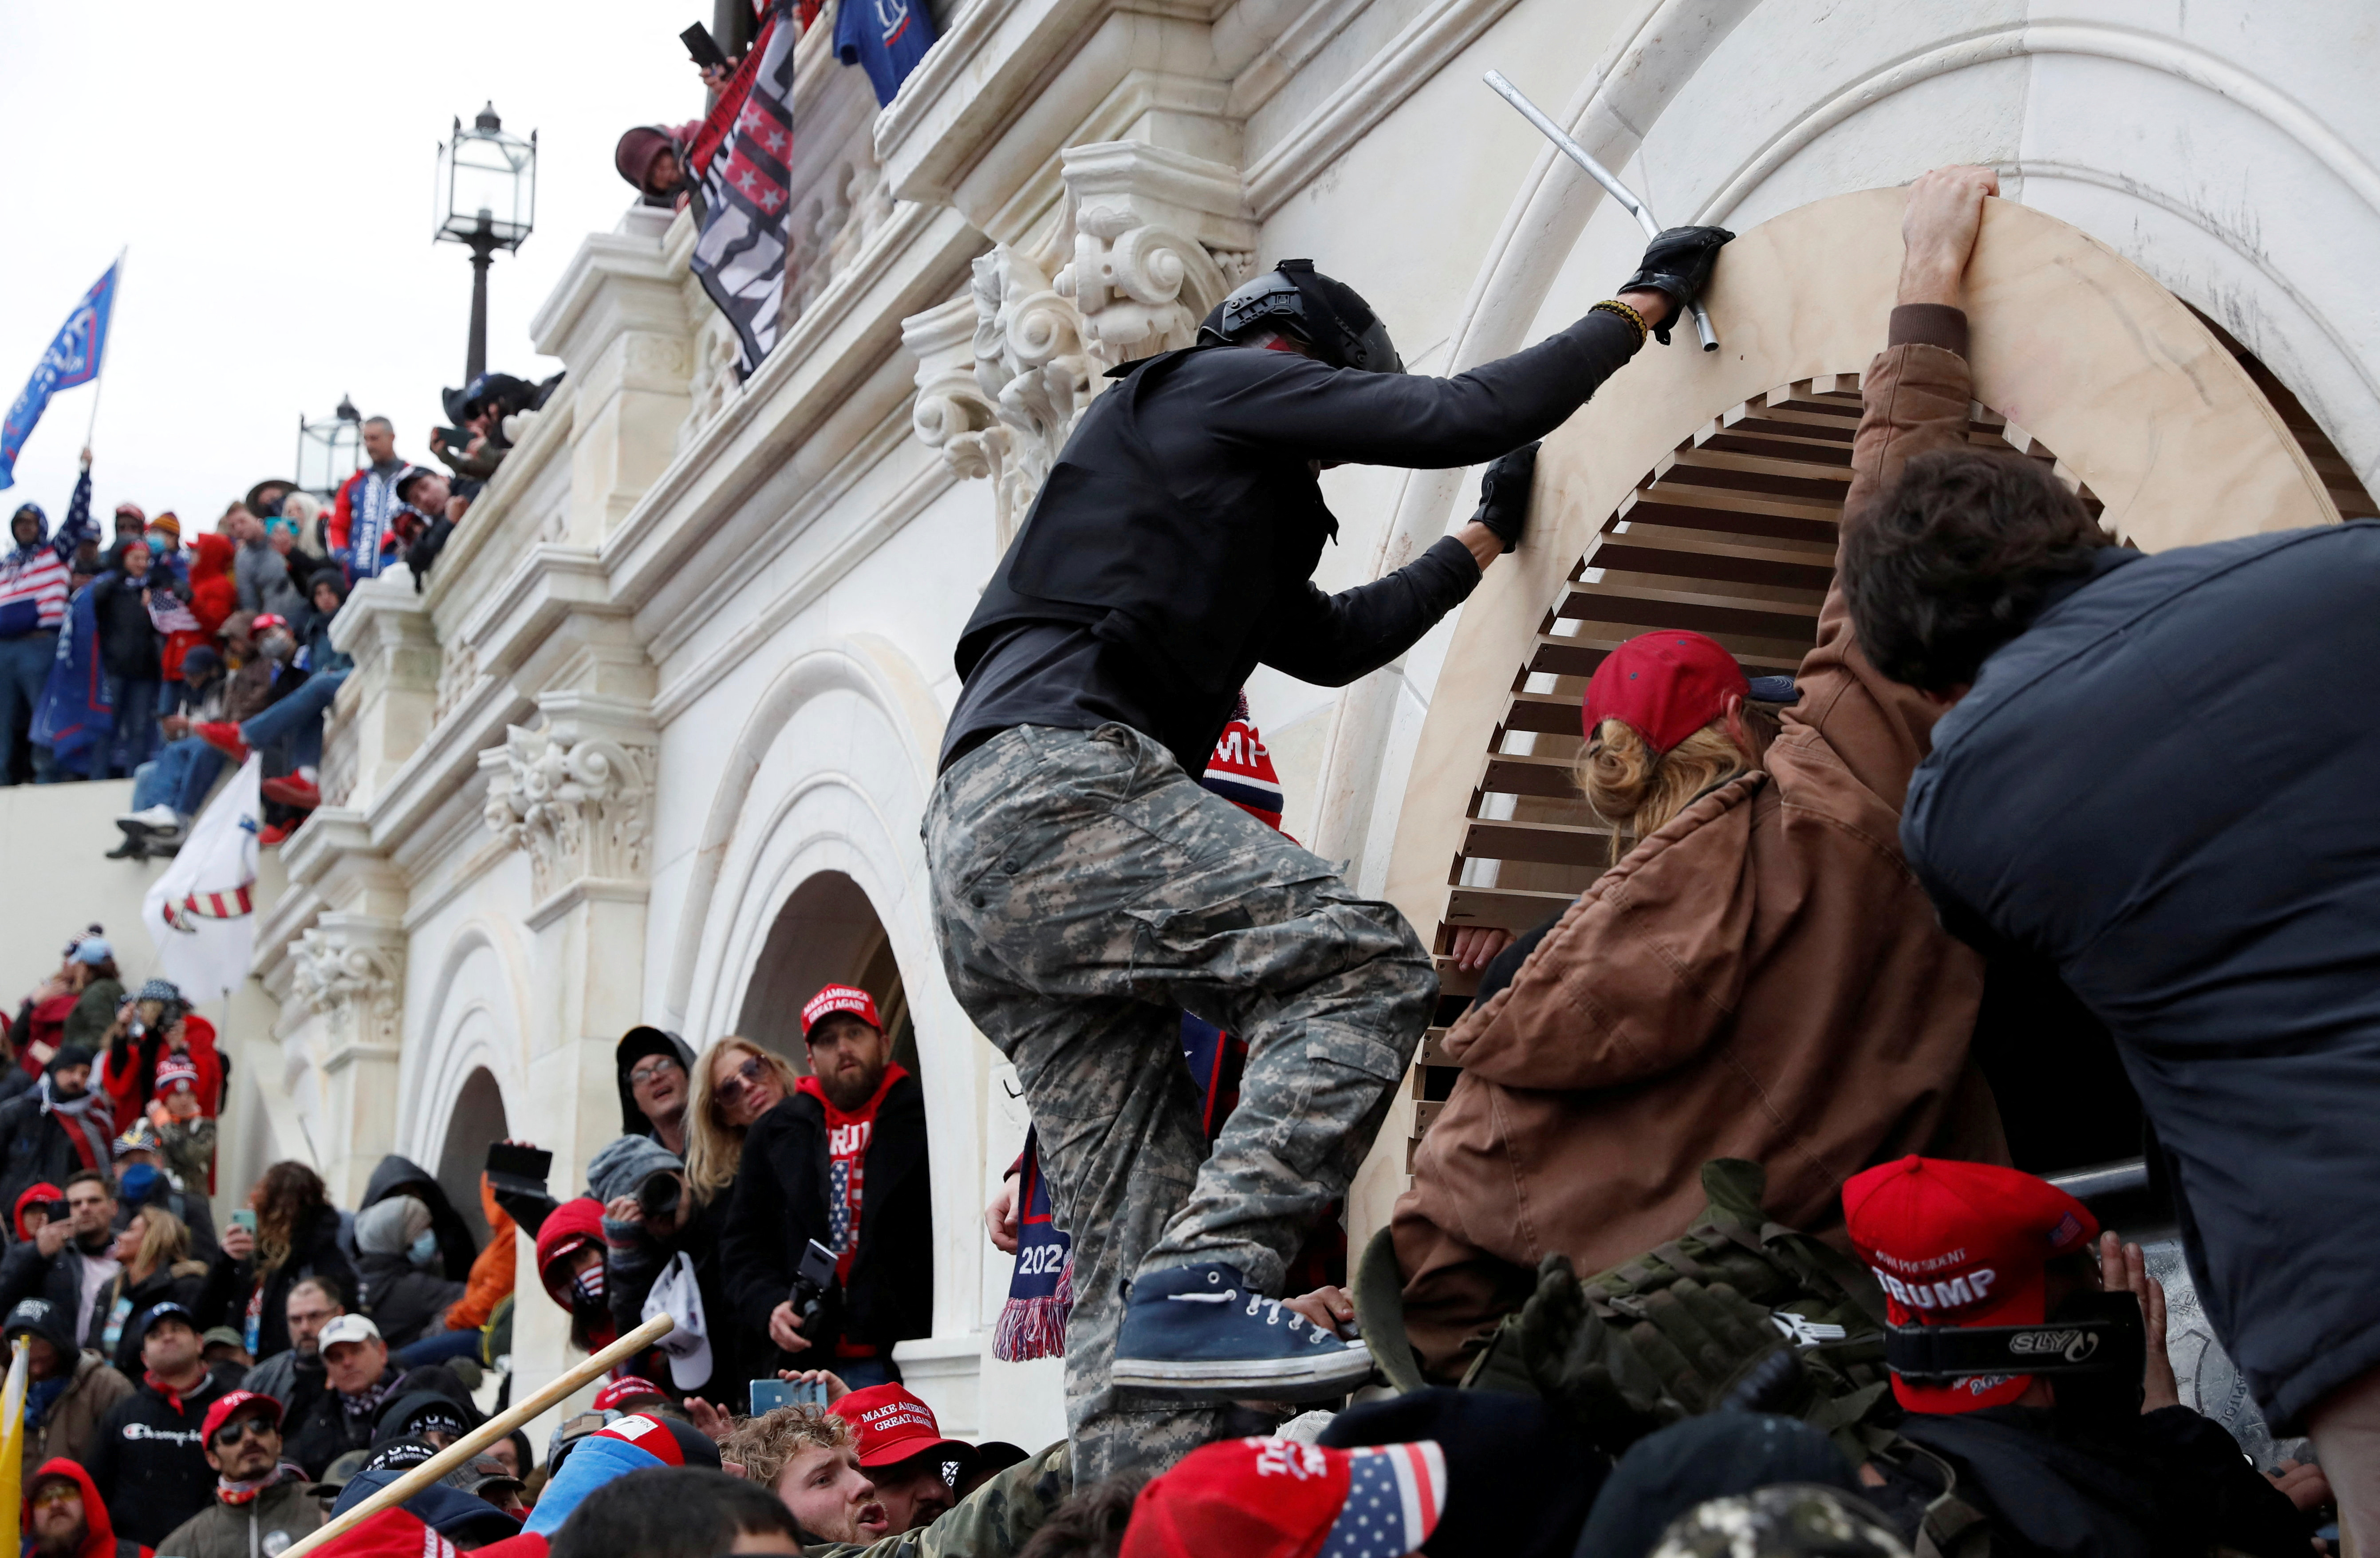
[712,1055,768,1106]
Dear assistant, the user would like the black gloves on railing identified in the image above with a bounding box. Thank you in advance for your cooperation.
[1620,225,1736,344]
[1471,442,1541,553]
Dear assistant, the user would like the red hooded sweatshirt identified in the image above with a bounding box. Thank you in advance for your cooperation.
[24,1457,150,1558]
[12,1181,62,1241]
[98,1015,222,1136]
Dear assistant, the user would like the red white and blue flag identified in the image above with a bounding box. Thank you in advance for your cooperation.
[1,258,119,490]
[690,2,799,377]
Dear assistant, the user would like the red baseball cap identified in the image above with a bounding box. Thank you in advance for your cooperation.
[591,1377,670,1413]
[1120,1437,1447,1558]
[1843,1156,2100,1415]
[1582,631,1751,754]
[802,984,881,1037]
[831,1384,972,1469]
[200,1389,283,1445]
[593,1412,723,1469]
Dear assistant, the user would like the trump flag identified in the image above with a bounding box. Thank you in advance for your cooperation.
[0,259,119,490]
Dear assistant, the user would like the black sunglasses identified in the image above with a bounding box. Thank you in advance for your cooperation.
[213,1415,276,1448]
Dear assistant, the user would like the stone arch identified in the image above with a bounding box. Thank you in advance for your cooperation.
[1356,185,2338,1238]
[404,921,530,1180]
[667,635,982,1337]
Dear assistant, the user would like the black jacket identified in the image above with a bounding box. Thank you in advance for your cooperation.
[354,1248,465,1350]
[1903,521,2380,1431]
[606,1186,745,1405]
[282,1361,473,1479]
[1867,1405,2305,1558]
[953,312,1645,771]
[719,1073,932,1358]
[358,1155,478,1284]
[88,1366,232,1548]
[197,1202,356,1361]
[0,1093,100,1218]
[88,563,163,682]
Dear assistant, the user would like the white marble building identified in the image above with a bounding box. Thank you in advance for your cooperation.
[219,0,2380,1448]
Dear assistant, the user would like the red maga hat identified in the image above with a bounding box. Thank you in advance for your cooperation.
[831,1384,973,1469]
[1844,1156,2100,1415]
[1120,1436,1446,1558]
[1582,631,1750,754]
[802,984,881,1037]
[200,1389,283,1444]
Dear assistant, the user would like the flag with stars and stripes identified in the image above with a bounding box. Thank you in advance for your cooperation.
[690,0,799,377]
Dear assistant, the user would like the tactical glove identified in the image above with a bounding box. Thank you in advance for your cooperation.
[1517,1254,1673,1455]
[1470,442,1540,553]
[1623,1278,1783,1414]
[1619,225,1735,344]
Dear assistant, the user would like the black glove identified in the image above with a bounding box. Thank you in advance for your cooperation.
[1470,442,1540,554]
[1620,225,1735,344]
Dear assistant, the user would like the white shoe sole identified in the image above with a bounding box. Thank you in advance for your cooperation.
[1110,1346,1376,1402]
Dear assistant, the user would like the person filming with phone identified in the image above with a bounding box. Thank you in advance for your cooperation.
[719,986,931,1390]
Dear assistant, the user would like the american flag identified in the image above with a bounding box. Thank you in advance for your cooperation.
[690,0,800,377]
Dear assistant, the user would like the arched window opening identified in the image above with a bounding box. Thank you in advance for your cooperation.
[737,871,917,1082]
[435,1067,508,1243]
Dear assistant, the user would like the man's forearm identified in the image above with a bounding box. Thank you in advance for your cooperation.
[1259,535,1482,686]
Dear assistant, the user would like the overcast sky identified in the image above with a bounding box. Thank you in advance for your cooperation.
[0,2,703,524]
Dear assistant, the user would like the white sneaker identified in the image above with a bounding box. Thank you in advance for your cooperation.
[117,804,182,838]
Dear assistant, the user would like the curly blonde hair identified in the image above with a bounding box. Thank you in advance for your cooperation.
[721,1404,850,1490]
[683,1038,806,1206]
[1577,702,1780,861]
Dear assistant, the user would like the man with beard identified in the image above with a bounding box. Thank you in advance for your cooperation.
[0,1171,122,1351]
[23,1459,143,1558]
[90,1302,232,1546]
[720,986,930,1389]
[155,1390,324,1558]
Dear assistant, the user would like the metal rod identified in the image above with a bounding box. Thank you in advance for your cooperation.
[82,246,128,448]
[278,1311,678,1558]
[1482,71,1719,351]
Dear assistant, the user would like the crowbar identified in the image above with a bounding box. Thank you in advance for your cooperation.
[1484,70,1720,351]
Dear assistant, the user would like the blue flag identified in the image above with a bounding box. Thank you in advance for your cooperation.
[30,584,110,776]
[0,260,120,491]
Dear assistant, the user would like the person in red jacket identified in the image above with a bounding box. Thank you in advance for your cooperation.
[97,982,221,1136]
[23,1458,150,1558]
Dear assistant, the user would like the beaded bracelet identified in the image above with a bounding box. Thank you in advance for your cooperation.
[1590,298,1650,343]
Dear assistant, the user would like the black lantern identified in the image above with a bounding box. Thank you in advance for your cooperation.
[434,102,537,382]
[296,395,365,499]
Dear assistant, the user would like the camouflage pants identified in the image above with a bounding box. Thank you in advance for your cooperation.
[926,723,1435,1479]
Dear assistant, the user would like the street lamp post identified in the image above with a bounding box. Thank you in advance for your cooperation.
[434,103,537,382]
[296,395,365,499]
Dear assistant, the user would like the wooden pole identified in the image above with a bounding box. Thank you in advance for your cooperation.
[278,1311,676,1558]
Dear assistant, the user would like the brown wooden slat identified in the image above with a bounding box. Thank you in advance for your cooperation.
[1503,690,1584,735]
[1588,540,1836,592]
[1555,586,1819,640]
[1620,497,1840,545]
[1464,816,1613,867]
[1481,752,1577,798]
[1445,884,1578,931]
[1651,461,1851,505]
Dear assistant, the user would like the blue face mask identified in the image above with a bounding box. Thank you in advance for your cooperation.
[408,1232,438,1269]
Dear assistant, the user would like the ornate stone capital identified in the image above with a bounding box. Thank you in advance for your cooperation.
[479,724,656,902]
[901,141,1255,548]
[288,917,406,1060]
[1055,142,1257,371]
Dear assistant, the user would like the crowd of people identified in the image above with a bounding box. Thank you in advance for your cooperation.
[4,151,2372,1557]
[0,370,557,860]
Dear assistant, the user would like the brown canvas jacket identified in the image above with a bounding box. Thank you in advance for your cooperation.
[1393,319,2010,1378]
[24,1350,134,1479]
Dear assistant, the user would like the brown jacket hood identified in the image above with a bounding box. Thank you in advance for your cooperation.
[1393,329,2009,1378]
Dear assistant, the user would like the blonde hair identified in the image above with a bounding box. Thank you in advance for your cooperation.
[721,1404,849,1489]
[684,1038,805,1206]
[1577,704,1780,861]
[123,1205,193,1285]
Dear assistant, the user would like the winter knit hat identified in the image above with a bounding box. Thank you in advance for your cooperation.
[46,1045,94,1077]
[153,1055,201,1097]
[355,1195,435,1257]
[150,513,181,541]
[586,1135,682,1206]
[134,978,184,1007]
[114,1120,164,1157]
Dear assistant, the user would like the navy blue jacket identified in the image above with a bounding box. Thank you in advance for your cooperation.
[1903,520,2380,1432]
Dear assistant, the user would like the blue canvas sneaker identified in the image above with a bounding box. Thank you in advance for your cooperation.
[1110,1262,1376,1401]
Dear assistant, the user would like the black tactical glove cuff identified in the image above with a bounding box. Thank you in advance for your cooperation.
[1620,225,1735,344]
[1471,442,1541,554]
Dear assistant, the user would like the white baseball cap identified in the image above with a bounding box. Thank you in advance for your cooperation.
[319,1314,383,1350]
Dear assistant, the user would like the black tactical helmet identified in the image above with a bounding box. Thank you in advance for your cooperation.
[1198,259,1404,373]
